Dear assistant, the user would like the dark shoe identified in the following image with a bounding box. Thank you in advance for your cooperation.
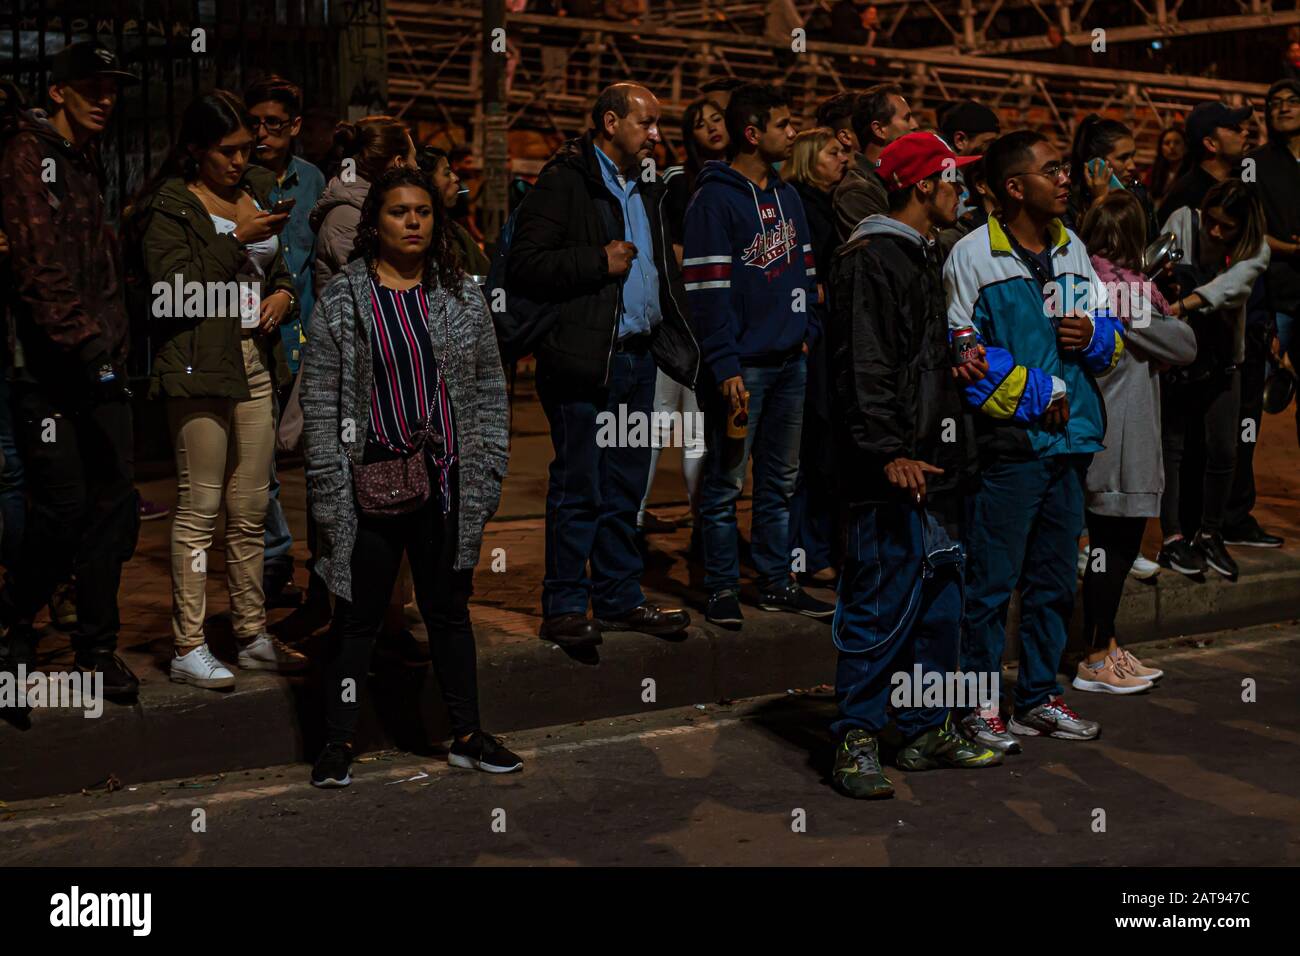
[373,628,432,666]
[705,589,744,630]
[831,729,894,799]
[449,731,523,773]
[75,651,140,702]
[638,511,677,534]
[138,498,171,521]
[1223,524,1283,549]
[1195,531,1238,580]
[896,715,1004,770]
[539,613,602,648]
[758,582,835,619]
[48,581,77,631]
[283,583,333,637]
[1157,536,1208,577]
[595,603,689,636]
[264,577,303,609]
[311,743,353,788]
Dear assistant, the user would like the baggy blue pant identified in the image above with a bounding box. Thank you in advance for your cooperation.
[961,455,1089,714]
[831,505,963,740]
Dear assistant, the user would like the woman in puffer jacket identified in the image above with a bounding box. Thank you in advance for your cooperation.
[1075,191,1197,695]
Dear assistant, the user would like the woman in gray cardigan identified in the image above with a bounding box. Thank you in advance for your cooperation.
[1077,192,1197,695]
[299,167,515,787]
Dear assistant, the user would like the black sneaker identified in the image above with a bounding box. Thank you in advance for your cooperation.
[75,651,140,702]
[831,729,894,799]
[448,731,523,774]
[758,582,835,619]
[1224,524,1284,548]
[1157,536,1207,577]
[1195,532,1238,580]
[311,743,354,788]
[706,589,744,630]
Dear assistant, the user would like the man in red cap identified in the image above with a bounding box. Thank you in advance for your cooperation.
[824,132,1001,799]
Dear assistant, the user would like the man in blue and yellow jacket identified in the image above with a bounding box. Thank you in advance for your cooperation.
[943,131,1125,750]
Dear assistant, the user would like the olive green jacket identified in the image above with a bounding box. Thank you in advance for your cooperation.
[136,166,294,400]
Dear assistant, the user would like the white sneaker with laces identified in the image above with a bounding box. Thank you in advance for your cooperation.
[238,632,308,672]
[1129,554,1161,580]
[171,643,236,690]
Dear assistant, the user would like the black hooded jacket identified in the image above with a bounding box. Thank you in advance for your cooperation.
[505,132,699,389]
[827,216,978,509]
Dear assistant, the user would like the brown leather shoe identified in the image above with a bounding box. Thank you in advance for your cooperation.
[596,604,690,636]
[539,613,603,648]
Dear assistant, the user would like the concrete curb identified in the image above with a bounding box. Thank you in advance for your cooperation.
[4,549,1299,802]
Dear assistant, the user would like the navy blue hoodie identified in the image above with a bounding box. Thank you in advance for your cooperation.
[682,160,821,384]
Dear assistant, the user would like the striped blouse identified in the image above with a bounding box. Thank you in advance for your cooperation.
[367,279,458,512]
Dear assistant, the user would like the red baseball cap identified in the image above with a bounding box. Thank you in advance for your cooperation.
[876,131,980,191]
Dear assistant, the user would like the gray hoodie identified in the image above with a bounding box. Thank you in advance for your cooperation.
[847,212,928,246]
[309,174,370,300]
[1085,255,1198,518]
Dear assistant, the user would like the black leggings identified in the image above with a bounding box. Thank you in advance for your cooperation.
[1081,511,1147,651]
[1160,370,1240,538]
[325,488,480,745]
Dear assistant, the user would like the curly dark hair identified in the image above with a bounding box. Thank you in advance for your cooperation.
[351,166,464,295]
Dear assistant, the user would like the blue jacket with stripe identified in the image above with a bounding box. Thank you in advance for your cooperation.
[942,217,1125,463]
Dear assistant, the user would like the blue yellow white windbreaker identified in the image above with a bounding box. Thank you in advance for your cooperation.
[942,217,1125,461]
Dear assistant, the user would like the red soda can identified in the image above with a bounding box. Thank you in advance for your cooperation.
[951,327,980,365]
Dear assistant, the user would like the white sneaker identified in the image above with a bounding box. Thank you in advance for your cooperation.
[1129,554,1160,580]
[237,632,308,672]
[171,643,236,690]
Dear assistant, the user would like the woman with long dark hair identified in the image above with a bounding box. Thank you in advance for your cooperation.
[1075,191,1196,694]
[1146,126,1190,207]
[636,95,727,538]
[310,115,416,297]
[300,166,516,786]
[131,90,307,689]
[1156,179,1270,581]
[1067,114,1159,240]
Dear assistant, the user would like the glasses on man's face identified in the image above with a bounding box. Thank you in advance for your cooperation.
[253,116,290,134]
[1268,97,1300,111]
[1018,161,1070,183]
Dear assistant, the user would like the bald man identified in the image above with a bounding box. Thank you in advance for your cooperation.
[506,83,700,648]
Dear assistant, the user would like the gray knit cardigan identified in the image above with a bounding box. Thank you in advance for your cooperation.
[299,258,509,601]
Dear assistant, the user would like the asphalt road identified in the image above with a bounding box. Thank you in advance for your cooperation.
[3,621,1298,867]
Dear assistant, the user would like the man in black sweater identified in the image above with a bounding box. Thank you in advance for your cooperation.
[825,133,1001,799]
[506,83,699,648]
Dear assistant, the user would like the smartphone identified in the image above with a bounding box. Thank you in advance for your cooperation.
[1088,158,1126,191]
[270,197,296,215]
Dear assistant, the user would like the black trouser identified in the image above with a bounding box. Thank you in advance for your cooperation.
[1224,325,1269,535]
[0,383,139,660]
[1081,511,1147,651]
[1160,369,1240,538]
[324,477,480,745]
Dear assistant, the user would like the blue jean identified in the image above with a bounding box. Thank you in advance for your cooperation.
[1278,312,1300,444]
[537,349,656,618]
[699,354,806,593]
[831,506,963,740]
[961,455,1089,714]
[0,376,24,567]
[789,468,834,573]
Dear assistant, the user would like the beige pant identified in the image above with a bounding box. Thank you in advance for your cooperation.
[168,339,275,650]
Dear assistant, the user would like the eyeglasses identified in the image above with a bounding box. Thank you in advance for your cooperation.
[1267,97,1300,111]
[252,116,291,134]
[1016,161,1070,183]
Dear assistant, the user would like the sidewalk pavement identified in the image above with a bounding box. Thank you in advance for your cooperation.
[3,378,1299,800]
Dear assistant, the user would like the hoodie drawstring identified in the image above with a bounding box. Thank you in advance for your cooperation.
[747,179,792,265]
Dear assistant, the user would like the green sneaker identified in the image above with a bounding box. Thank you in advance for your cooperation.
[832,729,895,799]
[896,715,1003,770]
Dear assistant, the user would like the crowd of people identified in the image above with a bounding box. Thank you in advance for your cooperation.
[1,39,1298,798]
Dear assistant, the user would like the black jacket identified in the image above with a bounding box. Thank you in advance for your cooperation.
[1247,140,1300,314]
[826,219,977,509]
[505,133,699,389]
